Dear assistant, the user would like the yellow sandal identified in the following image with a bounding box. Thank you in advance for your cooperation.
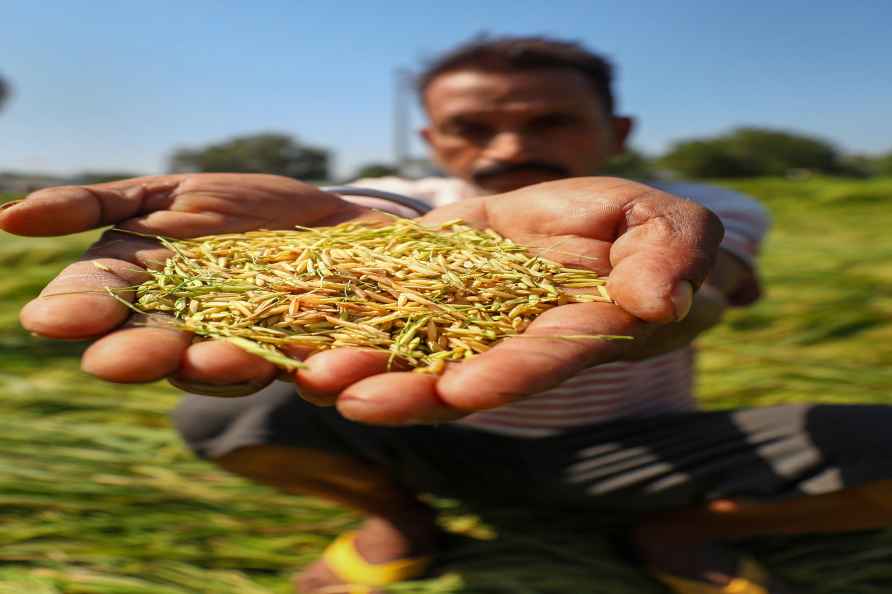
[652,557,774,594]
[321,531,433,594]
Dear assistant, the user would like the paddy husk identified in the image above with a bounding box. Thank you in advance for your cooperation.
[122,218,628,373]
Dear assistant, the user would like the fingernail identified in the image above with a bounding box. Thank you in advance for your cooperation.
[337,396,379,421]
[166,377,262,398]
[671,281,694,321]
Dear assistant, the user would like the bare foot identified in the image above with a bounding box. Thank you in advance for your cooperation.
[631,527,794,593]
[294,507,441,594]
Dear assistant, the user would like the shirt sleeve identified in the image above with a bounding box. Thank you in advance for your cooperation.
[332,177,433,218]
[648,181,771,306]
[649,181,771,269]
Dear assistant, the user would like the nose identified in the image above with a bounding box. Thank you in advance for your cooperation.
[484,131,532,163]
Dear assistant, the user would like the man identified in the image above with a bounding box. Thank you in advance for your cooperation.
[196,36,777,592]
[5,36,892,594]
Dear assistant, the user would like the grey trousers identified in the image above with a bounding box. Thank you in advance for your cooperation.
[173,381,892,514]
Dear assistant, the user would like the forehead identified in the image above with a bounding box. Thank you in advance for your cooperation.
[423,68,604,120]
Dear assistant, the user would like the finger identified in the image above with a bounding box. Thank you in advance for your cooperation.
[607,192,723,323]
[0,176,183,236]
[512,235,613,274]
[476,178,722,322]
[417,196,488,227]
[484,177,636,242]
[278,343,319,360]
[436,303,640,412]
[294,349,398,406]
[336,372,464,425]
[19,256,147,339]
[83,231,173,270]
[419,196,613,273]
[81,317,192,383]
[115,210,279,238]
[19,229,172,339]
[168,340,278,397]
[112,174,367,236]
[421,180,628,274]
[166,379,274,398]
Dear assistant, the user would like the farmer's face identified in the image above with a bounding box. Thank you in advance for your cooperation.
[421,68,633,194]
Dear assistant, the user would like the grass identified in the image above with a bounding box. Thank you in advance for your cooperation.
[1,178,891,593]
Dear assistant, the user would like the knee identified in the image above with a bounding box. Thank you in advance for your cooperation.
[808,405,892,455]
[170,382,291,458]
[171,394,237,458]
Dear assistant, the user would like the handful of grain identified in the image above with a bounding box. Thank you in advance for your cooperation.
[124,218,626,374]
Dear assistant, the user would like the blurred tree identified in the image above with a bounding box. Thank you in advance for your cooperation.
[838,155,880,178]
[169,133,330,181]
[74,171,146,184]
[874,152,892,177]
[660,127,845,178]
[601,148,655,179]
[353,163,400,179]
[854,152,892,177]
[660,139,756,178]
[0,76,10,110]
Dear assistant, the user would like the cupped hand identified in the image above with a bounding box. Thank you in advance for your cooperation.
[4,175,723,425]
[299,177,724,424]
[1,173,379,394]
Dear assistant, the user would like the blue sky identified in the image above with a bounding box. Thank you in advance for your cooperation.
[3,0,890,178]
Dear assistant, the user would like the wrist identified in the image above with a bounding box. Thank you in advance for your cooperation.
[322,186,431,219]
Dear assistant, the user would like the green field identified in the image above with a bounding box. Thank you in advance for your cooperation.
[1,178,891,593]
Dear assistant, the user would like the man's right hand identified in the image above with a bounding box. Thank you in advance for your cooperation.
[1,173,376,394]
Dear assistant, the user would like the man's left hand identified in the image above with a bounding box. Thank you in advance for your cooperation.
[297,177,724,424]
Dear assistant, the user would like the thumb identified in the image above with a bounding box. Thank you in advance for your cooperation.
[607,194,723,323]
[0,176,182,237]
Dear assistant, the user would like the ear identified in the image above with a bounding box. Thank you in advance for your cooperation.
[419,126,448,171]
[610,116,635,154]
[419,126,433,148]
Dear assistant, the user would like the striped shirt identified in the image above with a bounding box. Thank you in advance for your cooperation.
[339,177,770,438]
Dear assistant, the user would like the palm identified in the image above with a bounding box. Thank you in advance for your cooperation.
[3,174,371,387]
[2,174,363,239]
[409,177,723,413]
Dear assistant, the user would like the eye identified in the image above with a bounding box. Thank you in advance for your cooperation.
[528,114,576,132]
[445,120,494,142]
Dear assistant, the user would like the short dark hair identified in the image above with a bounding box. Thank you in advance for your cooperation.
[416,35,616,114]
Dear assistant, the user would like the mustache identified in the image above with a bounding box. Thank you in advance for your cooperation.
[471,161,570,183]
